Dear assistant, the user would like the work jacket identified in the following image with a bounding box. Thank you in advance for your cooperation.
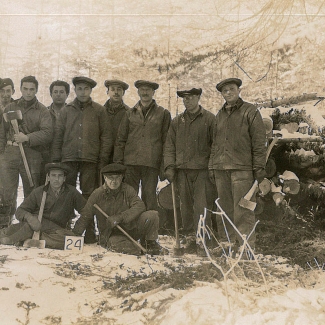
[15,183,86,231]
[51,98,113,167]
[114,100,171,169]
[208,98,266,171]
[0,97,52,153]
[164,106,216,170]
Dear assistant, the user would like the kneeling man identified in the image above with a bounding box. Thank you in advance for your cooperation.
[73,163,163,255]
[0,163,86,249]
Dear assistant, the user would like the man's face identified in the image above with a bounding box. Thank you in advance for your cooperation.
[108,85,124,103]
[221,83,241,105]
[0,85,14,106]
[48,169,66,190]
[20,82,37,101]
[104,174,123,190]
[183,94,200,112]
[138,86,155,103]
[51,85,68,106]
[75,83,92,103]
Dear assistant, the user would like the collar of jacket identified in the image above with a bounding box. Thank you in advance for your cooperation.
[71,97,93,110]
[48,102,66,116]
[104,99,126,114]
[18,96,39,110]
[103,183,123,197]
[133,99,156,112]
[184,105,203,120]
[44,182,68,194]
[222,97,244,112]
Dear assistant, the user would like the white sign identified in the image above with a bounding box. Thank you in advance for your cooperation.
[64,236,84,253]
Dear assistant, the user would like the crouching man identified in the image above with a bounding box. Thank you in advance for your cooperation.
[73,163,164,255]
[0,163,86,249]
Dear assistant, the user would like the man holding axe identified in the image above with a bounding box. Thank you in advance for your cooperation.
[0,163,86,249]
[0,76,52,224]
[73,163,165,255]
[208,78,266,249]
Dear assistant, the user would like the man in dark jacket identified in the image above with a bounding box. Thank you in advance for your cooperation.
[73,163,163,255]
[164,88,216,255]
[209,78,266,250]
[0,163,86,249]
[103,79,130,163]
[114,80,171,212]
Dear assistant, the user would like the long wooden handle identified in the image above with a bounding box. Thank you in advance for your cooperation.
[266,136,279,162]
[11,119,34,187]
[94,204,147,253]
[171,183,180,249]
[32,182,48,240]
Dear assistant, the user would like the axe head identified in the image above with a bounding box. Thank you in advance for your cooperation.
[3,110,23,122]
[239,197,257,211]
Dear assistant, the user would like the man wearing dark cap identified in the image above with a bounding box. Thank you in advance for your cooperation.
[0,78,15,117]
[73,163,164,255]
[114,80,171,212]
[0,76,52,225]
[0,163,86,249]
[209,78,266,252]
[103,79,130,163]
[164,88,216,255]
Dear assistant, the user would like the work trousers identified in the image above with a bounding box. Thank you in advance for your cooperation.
[176,169,215,234]
[213,170,256,247]
[124,165,159,211]
[0,146,41,216]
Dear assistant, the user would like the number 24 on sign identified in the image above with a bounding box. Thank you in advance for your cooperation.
[64,236,84,252]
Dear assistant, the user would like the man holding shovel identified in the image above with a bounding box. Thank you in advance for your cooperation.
[208,78,266,250]
[0,163,86,249]
[73,163,164,255]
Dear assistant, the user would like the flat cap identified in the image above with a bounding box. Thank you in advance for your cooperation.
[216,78,242,92]
[72,76,97,88]
[177,88,202,98]
[134,80,159,90]
[104,79,129,90]
[0,78,14,90]
[101,163,127,175]
[45,163,71,175]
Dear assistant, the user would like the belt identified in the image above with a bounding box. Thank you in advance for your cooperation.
[6,140,19,147]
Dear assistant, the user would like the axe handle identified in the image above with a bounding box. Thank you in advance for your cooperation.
[171,182,181,249]
[266,136,279,162]
[32,182,48,240]
[10,120,34,187]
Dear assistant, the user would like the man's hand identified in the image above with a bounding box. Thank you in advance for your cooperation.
[14,132,29,144]
[208,170,215,184]
[164,167,176,183]
[24,213,41,231]
[106,215,121,229]
[253,168,266,183]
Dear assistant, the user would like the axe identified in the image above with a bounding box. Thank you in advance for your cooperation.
[3,110,34,187]
[239,136,279,211]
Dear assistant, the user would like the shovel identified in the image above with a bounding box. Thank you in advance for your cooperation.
[3,110,34,187]
[171,182,184,256]
[23,180,48,248]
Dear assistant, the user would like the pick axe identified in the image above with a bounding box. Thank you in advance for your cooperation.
[3,110,34,187]
[239,136,279,210]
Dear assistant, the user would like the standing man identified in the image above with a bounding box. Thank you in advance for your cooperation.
[51,76,113,243]
[0,163,86,249]
[0,78,15,118]
[114,80,171,212]
[40,80,70,184]
[0,76,52,224]
[103,79,130,163]
[209,78,266,251]
[164,88,216,255]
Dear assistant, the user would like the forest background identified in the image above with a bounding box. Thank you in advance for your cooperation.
[0,0,325,117]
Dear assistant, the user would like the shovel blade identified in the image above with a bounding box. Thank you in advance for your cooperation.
[23,239,46,249]
[239,197,256,211]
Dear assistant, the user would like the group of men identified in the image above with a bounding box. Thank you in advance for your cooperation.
[0,75,266,256]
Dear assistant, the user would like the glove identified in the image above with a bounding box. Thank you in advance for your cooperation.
[106,215,122,229]
[164,167,176,183]
[24,213,41,231]
[208,170,215,184]
[253,168,266,184]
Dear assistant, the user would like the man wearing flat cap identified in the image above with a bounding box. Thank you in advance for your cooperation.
[103,79,130,163]
[0,163,86,249]
[114,80,171,213]
[209,78,266,252]
[52,76,113,242]
[164,87,216,256]
[73,163,164,255]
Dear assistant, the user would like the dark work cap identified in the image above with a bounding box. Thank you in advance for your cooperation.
[72,76,97,88]
[216,78,242,92]
[0,78,14,90]
[101,163,127,175]
[45,163,71,175]
[177,88,202,98]
[134,80,159,90]
[104,79,129,90]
